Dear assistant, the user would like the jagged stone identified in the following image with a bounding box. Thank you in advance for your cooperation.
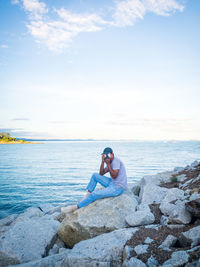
[125,210,155,227]
[123,257,146,267]
[185,198,200,218]
[134,244,148,255]
[159,235,177,250]
[179,225,200,248]
[162,250,189,266]
[58,191,138,247]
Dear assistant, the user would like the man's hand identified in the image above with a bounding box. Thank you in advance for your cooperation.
[102,154,105,162]
[104,158,111,165]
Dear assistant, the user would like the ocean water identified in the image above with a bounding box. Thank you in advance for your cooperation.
[0,140,200,219]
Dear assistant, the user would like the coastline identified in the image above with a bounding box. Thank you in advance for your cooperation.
[0,141,43,144]
[0,160,200,266]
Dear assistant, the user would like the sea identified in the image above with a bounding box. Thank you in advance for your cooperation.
[0,140,200,219]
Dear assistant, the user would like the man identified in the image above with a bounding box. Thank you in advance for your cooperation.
[61,147,127,214]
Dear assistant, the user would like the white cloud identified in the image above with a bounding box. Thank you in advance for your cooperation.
[113,0,184,26]
[22,0,48,20]
[15,0,185,51]
[11,0,19,5]
[1,44,8,49]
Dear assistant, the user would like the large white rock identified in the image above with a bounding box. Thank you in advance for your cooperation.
[125,210,155,227]
[161,188,185,203]
[63,228,139,266]
[58,191,138,247]
[162,251,189,266]
[160,200,191,224]
[180,225,200,247]
[0,218,60,263]
[139,184,168,205]
[123,257,146,267]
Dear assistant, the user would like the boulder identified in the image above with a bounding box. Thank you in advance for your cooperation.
[161,188,185,203]
[134,244,148,255]
[160,200,191,224]
[125,210,155,227]
[63,228,139,266]
[122,257,146,267]
[58,192,138,247]
[8,250,71,267]
[0,251,20,267]
[146,255,158,267]
[179,225,200,248]
[139,184,168,205]
[0,218,60,263]
[127,183,140,196]
[162,251,189,266]
[158,235,177,250]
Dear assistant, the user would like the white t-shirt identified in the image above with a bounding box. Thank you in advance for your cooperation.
[110,157,127,189]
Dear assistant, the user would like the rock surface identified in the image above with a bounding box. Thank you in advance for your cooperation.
[58,191,138,247]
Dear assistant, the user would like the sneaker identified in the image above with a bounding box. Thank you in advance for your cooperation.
[61,205,77,214]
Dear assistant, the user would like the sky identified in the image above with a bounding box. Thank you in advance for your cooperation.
[0,0,200,140]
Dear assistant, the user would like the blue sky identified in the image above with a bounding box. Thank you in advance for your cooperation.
[0,0,200,140]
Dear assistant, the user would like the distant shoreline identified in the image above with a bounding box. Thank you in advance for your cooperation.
[0,140,43,144]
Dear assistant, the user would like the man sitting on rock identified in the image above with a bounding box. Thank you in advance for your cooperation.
[61,147,127,214]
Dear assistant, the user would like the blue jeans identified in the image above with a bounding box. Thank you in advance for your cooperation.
[77,172,124,208]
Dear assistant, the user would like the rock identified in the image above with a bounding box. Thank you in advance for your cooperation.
[191,160,199,169]
[58,192,138,247]
[139,184,168,205]
[11,207,43,225]
[0,218,60,263]
[162,250,189,266]
[123,245,134,261]
[63,228,139,266]
[127,183,140,196]
[8,250,71,267]
[185,198,200,218]
[38,203,55,214]
[134,244,148,255]
[160,215,169,225]
[176,174,187,182]
[160,200,192,224]
[161,188,185,203]
[179,225,200,247]
[190,194,200,201]
[0,214,18,228]
[179,179,193,189]
[0,251,20,267]
[123,257,146,267]
[125,210,155,227]
[173,166,185,173]
[159,235,177,250]
[136,203,151,212]
[146,255,158,267]
[144,237,154,244]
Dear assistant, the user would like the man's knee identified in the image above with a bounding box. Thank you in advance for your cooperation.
[91,172,99,180]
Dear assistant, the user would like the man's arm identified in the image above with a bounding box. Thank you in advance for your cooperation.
[99,155,109,175]
[104,158,119,179]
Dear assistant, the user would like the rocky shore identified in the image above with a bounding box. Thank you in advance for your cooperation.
[0,160,200,267]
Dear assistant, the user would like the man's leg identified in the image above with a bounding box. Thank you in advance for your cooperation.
[86,172,112,193]
[78,182,124,209]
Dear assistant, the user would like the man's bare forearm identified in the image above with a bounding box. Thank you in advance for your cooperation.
[106,163,117,178]
[99,161,105,175]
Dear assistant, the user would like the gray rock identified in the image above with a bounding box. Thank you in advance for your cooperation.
[58,191,138,247]
[0,218,60,263]
[123,257,146,267]
[137,203,151,212]
[144,237,154,244]
[147,255,158,267]
[8,251,71,267]
[179,179,193,189]
[180,225,200,247]
[134,244,148,255]
[160,215,169,225]
[162,250,189,266]
[0,214,18,228]
[191,160,199,169]
[127,183,140,196]
[161,188,185,203]
[123,245,134,261]
[139,184,168,205]
[173,166,185,173]
[63,228,139,266]
[38,203,55,214]
[11,207,43,225]
[159,235,177,250]
[0,251,20,267]
[125,210,155,227]
[176,174,187,182]
[160,200,191,224]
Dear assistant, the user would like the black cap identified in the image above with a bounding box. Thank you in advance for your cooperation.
[102,147,113,155]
